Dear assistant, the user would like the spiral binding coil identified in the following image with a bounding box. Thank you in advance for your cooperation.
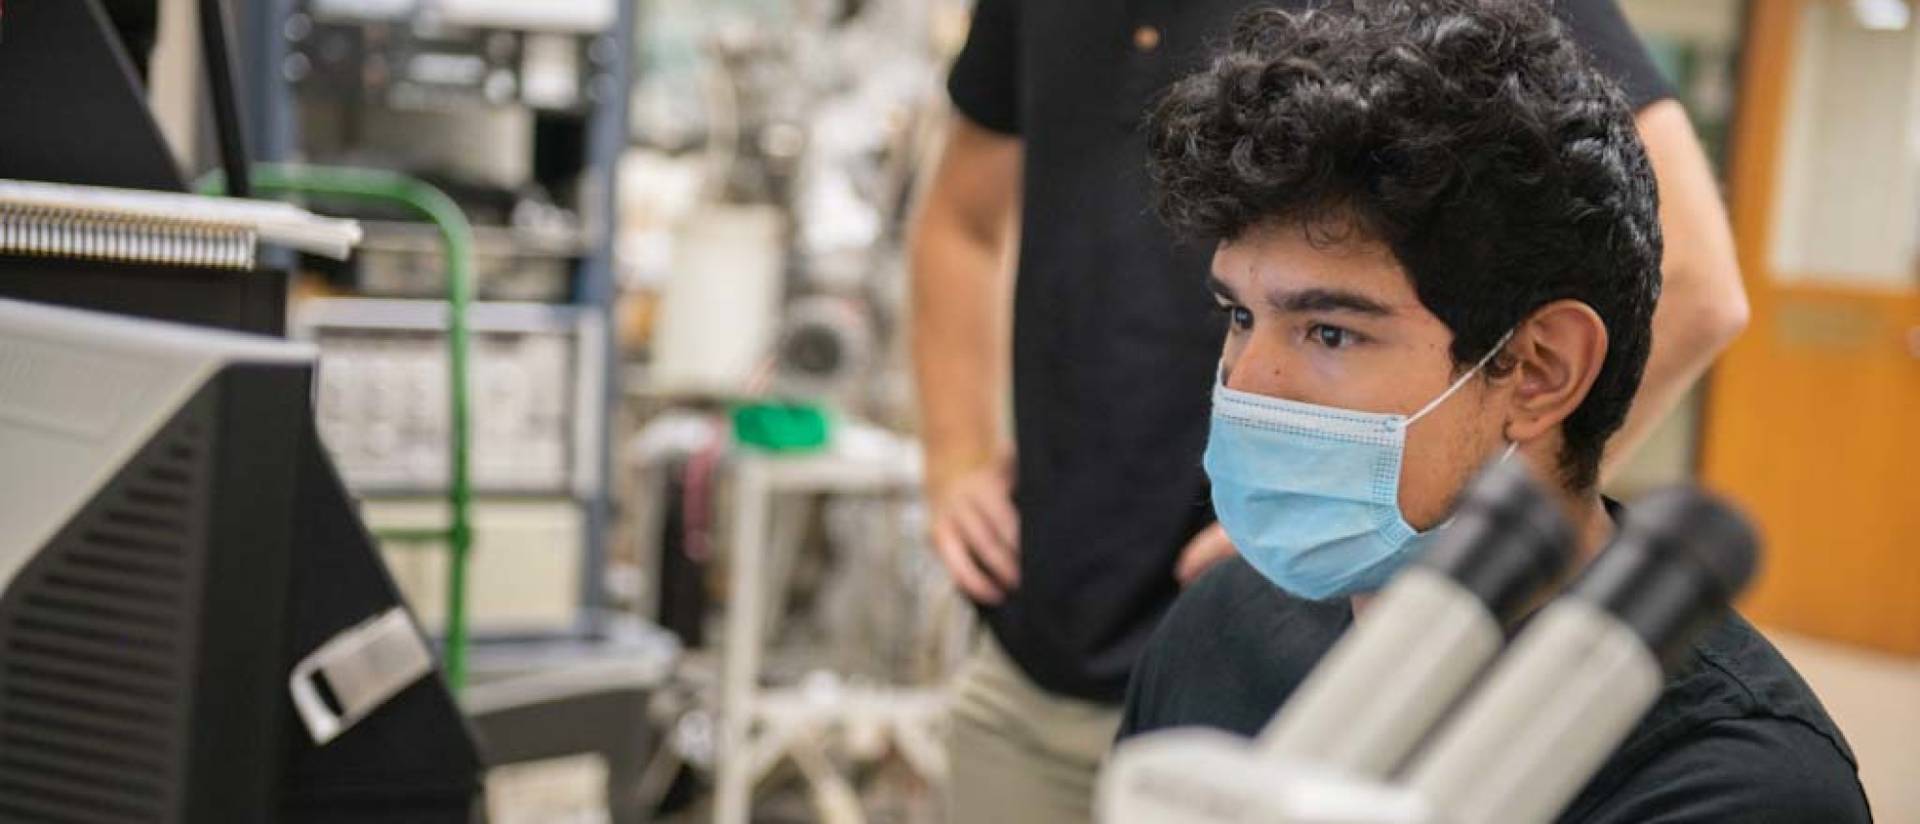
[0,203,258,270]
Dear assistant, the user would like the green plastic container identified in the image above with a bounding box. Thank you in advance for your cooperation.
[733,403,831,453]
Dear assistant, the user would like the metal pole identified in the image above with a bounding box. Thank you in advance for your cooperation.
[574,0,639,639]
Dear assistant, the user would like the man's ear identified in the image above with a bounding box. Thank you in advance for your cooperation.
[1502,300,1609,443]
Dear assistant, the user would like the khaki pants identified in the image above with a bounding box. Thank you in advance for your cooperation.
[946,635,1123,824]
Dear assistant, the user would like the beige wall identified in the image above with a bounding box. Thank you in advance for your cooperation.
[1620,0,1744,44]
[148,0,202,172]
[1770,3,1920,287]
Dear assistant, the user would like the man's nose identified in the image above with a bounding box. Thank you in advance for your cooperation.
[1222,335,1291,398]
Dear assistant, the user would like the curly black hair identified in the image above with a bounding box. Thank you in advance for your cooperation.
[1149,0,1662,490]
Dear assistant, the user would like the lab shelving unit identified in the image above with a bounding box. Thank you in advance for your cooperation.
[238,0,640,645]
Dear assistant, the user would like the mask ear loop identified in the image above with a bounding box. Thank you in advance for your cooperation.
[1404,329,1518,426]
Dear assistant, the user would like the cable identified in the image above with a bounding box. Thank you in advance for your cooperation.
[201,164,476,692]
[198,0,251,198]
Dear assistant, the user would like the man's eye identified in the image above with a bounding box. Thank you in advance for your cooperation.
[1217,303,1254,331]
[1307,323,1354,348]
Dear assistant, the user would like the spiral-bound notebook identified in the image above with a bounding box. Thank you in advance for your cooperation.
[0,179,362,271]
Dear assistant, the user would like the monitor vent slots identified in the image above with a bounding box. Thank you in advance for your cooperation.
[0,398,211,824]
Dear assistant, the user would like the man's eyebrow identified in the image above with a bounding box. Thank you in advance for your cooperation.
[1270,287,1395,317]
[1206,275,1238,302]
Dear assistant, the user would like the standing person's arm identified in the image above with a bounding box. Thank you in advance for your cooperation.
[1602,100,1748,481]
[913,0,1027,604]
[910,114,1024,604]
[1556,0,1749,483]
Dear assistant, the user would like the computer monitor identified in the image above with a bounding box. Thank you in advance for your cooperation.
[0,296,481,822]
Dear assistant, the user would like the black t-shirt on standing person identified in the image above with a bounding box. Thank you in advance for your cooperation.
[944,0,1677,703]
[1118,553,1874,822]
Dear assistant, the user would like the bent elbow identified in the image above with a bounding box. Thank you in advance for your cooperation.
[1669,251,1751,354]
[1704,264,1751,349]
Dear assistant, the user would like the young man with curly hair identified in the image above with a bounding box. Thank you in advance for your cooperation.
[1116,2,1870,820]
[912,0,1751,821]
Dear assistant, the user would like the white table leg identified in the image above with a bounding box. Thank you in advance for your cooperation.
[761,493,810,641]
[715,457,769,824]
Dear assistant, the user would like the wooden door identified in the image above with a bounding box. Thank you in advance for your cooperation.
[1703,0,1920,653]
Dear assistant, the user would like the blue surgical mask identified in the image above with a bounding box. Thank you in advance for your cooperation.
[1203,334,1514,600]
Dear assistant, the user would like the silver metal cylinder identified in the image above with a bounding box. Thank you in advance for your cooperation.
[1404,599,1663,824]
[1257,566,1503,778]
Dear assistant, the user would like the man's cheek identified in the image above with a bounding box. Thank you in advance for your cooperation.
[1397,430,1468,531]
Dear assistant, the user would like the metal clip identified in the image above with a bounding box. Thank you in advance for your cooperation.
[289,607,436,745]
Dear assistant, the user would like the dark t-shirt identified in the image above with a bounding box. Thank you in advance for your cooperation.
[946,0,1677,701]
[1118,555,1874,822]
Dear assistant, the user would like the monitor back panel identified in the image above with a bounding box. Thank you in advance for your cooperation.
[0,366,303,823]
